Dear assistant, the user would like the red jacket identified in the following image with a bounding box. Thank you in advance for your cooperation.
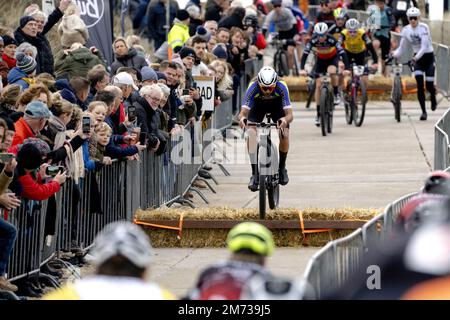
[18,173,61,201]
[255,33,267,50]
[9,117,36,155]
[2,54,16,70]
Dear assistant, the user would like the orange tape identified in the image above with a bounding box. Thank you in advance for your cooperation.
[134,213,185,240]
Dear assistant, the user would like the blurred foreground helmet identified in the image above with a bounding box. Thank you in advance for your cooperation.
[423,171,450,196]
[90,221,154,268]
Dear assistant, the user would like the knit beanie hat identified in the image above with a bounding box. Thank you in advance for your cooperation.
[212,45,228,60]
[2,35,18,47]
[17,143,43,170]
[141,66,158,82]
[179,47,197,60]
[23,137,51,156]
[58,13,89,48]
[156,72,167,82]
[20,16,36,29]
[195,26,211,42]
[176,9,190,21]
[15,52,37,74]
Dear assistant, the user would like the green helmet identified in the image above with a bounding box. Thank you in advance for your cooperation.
[227,222,275,256]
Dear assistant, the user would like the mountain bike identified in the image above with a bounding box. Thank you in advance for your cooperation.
[386,58,412,122]
[272,33,296,77]
[317,72,336,137]
[344,61,367,127]
[247,114,281,219]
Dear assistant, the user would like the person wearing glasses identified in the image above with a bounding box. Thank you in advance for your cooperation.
[339,18,378,90]
[392,7,436,121]
[299,22,350,127]
[239,66,293,192]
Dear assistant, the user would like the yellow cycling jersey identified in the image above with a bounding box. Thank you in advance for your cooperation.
[340,29,367,54]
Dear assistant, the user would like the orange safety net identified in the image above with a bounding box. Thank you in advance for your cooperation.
[134,213,184,240]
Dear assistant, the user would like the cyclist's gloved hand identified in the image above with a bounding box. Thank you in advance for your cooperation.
[277,118,288,130]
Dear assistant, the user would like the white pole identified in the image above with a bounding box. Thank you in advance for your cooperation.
[428,0,444,21]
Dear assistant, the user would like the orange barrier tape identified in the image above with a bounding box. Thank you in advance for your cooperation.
[298,211,332,245]
[134,213,185,240]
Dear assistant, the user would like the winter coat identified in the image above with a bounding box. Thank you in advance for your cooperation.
[105,141,139,159]
[10,117,35,154]
[218,13,244,30]
[17,172,61,201]
[14,8,63,75]
[7,67,34,90]
[111,48,148,75]
[205,0,223,22]
[54,47,107,80]
[146,0,178,49]
[134,96,165,148]
[168,20,190,52]
[82,140,103,171]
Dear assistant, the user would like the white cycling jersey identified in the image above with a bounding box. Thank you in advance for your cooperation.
[394,22,434,61]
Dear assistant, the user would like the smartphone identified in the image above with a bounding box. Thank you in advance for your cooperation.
[0,153,14,163]
[192,82,197,89]
[45,165,64,176]
[82,116,91,134]
[128,105,136,122]
[139,132,148,145]
[182,89,190,95]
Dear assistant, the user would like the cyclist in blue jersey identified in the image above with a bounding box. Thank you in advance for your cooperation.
[239,67,293,192]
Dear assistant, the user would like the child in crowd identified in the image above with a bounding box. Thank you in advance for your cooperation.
[88,101,108,125]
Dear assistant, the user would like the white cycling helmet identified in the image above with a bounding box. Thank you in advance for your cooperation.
[257,66,278,87]
[314,22,328,35]
[346,18,360,31]
[406,7,421,18]
[90,221,154,269]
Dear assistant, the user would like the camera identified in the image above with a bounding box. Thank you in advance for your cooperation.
[45,165,64,176]
[82,116,91,134]
[128,105,137,122]
[0,153,14,163]
[139,132,148,145]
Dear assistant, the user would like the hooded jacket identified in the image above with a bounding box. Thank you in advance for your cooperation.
[111,48,148,75]
[54,47,107,80]
[146,0,178,49]
[168,19,190,52]
[7,67,34,90]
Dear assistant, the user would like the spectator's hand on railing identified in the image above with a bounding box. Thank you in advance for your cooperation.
[170,125,182,136]
[53,171,67,185]
[135,142,147,152]
[123,135,134,145]
[151,139,161,152]
[188,117,196,127]
[0,192,21,210]
[3,158,17,175]
[102,157,113,166]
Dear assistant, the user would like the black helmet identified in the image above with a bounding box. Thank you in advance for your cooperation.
[407,197,450,232]
[423,171,450,196]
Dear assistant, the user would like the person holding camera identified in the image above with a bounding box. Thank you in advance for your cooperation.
[179,47,201,121]
[0,118,21,292]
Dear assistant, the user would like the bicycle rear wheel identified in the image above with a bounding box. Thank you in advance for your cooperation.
[320,87,329,136]
[393,77,402,122]
[327,91,333,134]
[353,82,366,127]
[259,175,266,219]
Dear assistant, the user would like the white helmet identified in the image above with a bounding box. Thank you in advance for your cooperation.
[90,221,154,269]
[346,18,360,31]
[314,22,328,35]
[406,7,421,18]
[257,66,278,87]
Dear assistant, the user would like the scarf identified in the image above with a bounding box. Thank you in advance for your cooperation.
[49,115,75,179]
[66,129,85,183]
[2,54,16,69]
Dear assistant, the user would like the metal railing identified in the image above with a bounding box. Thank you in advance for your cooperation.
[302,192,417,299]
[1,58,261,282]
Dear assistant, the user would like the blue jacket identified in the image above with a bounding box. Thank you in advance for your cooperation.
[105,141,138,159]
[7,67,31,90]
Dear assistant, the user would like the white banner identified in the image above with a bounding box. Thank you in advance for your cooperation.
[42,0,56,16]
[193,76,215,112]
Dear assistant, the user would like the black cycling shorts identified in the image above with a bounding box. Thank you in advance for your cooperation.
[414,52,435,81]
[374,35,391,60]
[248,95,289,127]
[315,55,339,78]
[347,52,369,75]
[278,28,297,50]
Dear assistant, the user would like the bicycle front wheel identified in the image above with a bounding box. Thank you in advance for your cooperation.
[259,175,266,219]
[327,91,333,134]
[267,182,279,210]
[320,86,329,136]
[393,77,402,122]
[354,81,367,127]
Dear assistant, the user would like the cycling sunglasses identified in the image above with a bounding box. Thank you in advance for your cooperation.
[408,17,418,21]
[259,84,276,93]
[273,4,281,8]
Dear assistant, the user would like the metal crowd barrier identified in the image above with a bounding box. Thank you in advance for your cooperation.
[435,107,450,170]
[302,192,417,299]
